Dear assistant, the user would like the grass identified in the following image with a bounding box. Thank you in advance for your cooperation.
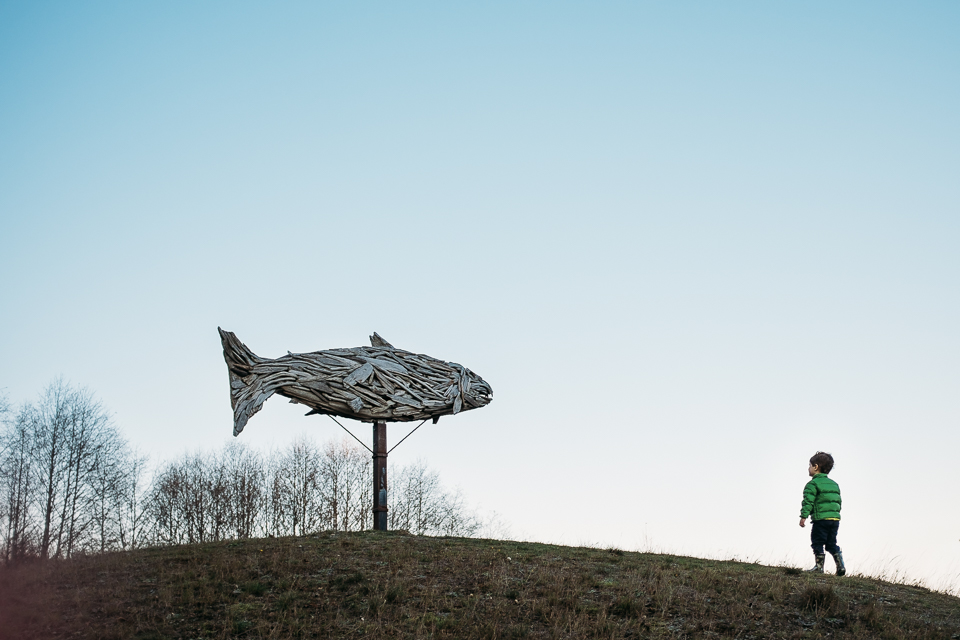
[1,531,958,639]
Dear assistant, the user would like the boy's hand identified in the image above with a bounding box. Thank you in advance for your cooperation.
[799,517,806,528]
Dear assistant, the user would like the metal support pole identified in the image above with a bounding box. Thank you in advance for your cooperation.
[372,422,387,531]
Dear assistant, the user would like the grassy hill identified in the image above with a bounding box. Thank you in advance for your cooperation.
[1,531,958,639]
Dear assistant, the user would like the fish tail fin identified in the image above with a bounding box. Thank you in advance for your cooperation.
[218,327,268,436]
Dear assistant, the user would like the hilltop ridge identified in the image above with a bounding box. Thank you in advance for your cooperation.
[1,531,957,639]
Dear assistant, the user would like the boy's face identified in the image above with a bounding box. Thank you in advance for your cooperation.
[808,463,819,477]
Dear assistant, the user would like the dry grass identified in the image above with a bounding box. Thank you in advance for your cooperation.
[1,532,958,639]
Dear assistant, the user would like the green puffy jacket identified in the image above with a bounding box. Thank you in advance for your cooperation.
[800,473,841,521]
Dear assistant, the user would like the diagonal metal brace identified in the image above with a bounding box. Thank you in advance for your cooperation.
[325,415,373,454]
[388,418,429,455]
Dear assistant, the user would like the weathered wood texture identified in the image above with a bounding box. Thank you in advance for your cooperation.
[219,328,493,436]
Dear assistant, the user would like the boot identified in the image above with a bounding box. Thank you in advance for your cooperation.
[830,549,846,576]
[805,552,825,573]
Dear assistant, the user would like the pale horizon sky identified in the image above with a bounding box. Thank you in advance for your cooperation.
[1,3,958,593]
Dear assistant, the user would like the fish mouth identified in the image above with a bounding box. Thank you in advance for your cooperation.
[473,381,493,404]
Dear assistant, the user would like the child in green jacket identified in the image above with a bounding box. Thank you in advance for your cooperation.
[799,451,845,575]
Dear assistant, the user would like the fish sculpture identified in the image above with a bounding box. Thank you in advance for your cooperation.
[219,328,493,436]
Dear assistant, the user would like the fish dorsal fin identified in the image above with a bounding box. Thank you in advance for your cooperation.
[370,332,394,348]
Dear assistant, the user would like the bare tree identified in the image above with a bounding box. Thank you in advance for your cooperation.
[432,487,481,537]
[146,458,189,545]
[220,442,266,540]
[88,441,146,552]
[29,381,69,559]
[270,437,322,536]
[1,396,38,561]
[9,384,499,559]
[174,453,219,544]
[2,399,492,552]
[207,454,231,543]
[145,452,219,545]
[115,449,150,550]
[390,460,481,537]
[1,381,134,559]
[29,380,118,558]
[318,438,370,532]
[145,444,269,544]
[61,396,123,556]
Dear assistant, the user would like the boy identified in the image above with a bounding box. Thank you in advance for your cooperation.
[799,451,845,575]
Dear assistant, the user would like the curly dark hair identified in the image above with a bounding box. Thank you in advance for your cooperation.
[809,451,835,474]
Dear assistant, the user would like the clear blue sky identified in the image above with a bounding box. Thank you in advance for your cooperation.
[2,2,958,591]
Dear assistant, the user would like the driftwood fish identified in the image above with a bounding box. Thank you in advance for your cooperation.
[219,328,493,436]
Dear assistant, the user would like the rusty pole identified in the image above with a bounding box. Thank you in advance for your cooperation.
[372,422,388,531]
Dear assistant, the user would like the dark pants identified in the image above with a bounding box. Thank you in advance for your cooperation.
[810,519,840,555]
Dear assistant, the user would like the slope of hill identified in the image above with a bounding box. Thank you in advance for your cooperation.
[1,531,957,639]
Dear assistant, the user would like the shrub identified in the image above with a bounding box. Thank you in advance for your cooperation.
[800,584,841,615]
